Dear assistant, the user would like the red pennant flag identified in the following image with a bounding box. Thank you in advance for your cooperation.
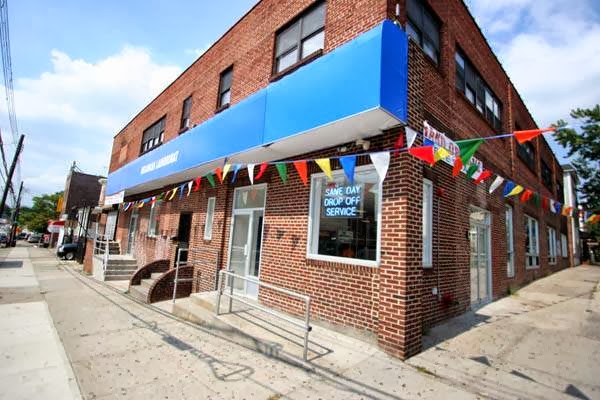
[408,146,435,166]
[394,132,404,157]
[514,127,555,144]
[520,189,533,202]
[452,158,463,177]
[193,177,201,192]
[474,170,491,185]
[542,197,549,211]
[293,160,308,186]
[254,162,268,181]
[215,167,223,183]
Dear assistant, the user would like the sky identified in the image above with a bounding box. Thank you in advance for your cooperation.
[1,0,599,205]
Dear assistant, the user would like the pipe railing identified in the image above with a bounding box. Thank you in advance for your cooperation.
[215,270,312,361]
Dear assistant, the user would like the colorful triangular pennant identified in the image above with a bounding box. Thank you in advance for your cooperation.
[408,146,435,166]
[315,158,333,181]
[275,163,287,184]
[370,152,390,183]
[489,176,504,194]
[293,160,308,186]
[457,138,484,165]
[340,155,357,184]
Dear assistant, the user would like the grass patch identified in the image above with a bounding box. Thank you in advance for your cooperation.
[415,365,438,377]
[506,285,519,296]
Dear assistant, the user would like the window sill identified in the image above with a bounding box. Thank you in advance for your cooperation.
[306,253,378,268]
[139,143,163,156]
[178,127,190,135]
[215,104,230,115]
[270,49,323,83]
[455,89,502,134]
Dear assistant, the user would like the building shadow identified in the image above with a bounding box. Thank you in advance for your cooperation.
[0,260,23,269]
[421,308,491,351]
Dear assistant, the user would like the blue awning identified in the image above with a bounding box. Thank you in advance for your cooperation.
[107,20,408,196]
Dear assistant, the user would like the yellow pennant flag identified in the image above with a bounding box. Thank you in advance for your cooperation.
[507,184,524,197]
[222,164,231,181]
[168,187,178,201]
[315,158,333,181]
[434,147,451,162]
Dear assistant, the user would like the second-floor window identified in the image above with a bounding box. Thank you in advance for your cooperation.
[180,96,192,130]
[217,66,233,108]
[541,160,553,190]
[517,141,536,172]
[274,1,326,74]
[140,117,165,154]
[406,0,440,64]
[455,50,502,131]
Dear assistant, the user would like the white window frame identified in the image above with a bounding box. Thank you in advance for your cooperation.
[147,202,160,237]
[204,197,216,240]
[306,165,382,267]
[561,233,568,258]
[422,179,433,268]
[548,227,557,265]
[525,215,539,268]
[505,205,515,277]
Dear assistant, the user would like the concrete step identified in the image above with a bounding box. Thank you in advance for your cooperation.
[151,272,164,280]
[408,348,572,400]
[106,259,137,266]
[141,278,157,290]
[105,268,136,275]
[105,273,134,281]
[190,291,219,311]
[128,285,149,301]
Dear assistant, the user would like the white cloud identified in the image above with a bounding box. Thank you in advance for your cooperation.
[466,0,600,127]
[0,46,182,204]
[185,45,210,59]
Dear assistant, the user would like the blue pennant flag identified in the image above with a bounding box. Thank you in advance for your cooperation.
[231,164,242,183]
[178,184,185,200]
[554,201,562,214]
[339,155,356,184]
[503,181,516,197]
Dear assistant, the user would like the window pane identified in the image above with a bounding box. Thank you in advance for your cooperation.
[423,180,433,266]
[423,39,437,63]
[455,52,465,69]
[407,0,422,27]
[234,187,266,209]
[220,89,231,106]
[301,30,324,58]
[466,85,475,104]
[276,22,300,56]
[204,197,215,240]
[277,48,299,72]
[310,169,379,262]
[422,8,440,49]
[220,69,232,93]
[406,21,421,44]
[301,2,326,38]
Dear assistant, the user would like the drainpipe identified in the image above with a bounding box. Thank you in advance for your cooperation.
[436,187,444,301]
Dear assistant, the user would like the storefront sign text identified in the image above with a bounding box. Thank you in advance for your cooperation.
[322,184,364,218]
[423,121,483,175]
[140,151,179,175]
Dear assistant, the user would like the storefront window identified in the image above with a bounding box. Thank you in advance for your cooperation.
[308,167,380,266]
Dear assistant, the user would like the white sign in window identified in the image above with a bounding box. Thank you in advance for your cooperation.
[308,166,381,266]
[506,205,514,277]
[548,227,557,264]
[525,215,539,268]
[422,179,433,268]
[148,202,161,237]
[561,233,568,258]
[204,197,216,240]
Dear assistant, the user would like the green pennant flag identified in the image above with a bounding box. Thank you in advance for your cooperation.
[205,173,216,188]
[275,163,288,184]
[457,138,484,165]
[532,193,541,207]
[466,163,478,179]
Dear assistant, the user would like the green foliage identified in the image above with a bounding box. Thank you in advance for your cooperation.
[18,192,63,233]
[554,105,600,239]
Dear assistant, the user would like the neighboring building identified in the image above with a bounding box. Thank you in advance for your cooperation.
[562,164,581,266]
[59,165,104,258]
[98,0,574,359]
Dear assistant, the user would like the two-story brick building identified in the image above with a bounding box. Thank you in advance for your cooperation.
[99,0,573,359]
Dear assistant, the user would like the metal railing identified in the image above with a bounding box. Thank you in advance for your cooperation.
[215,270,312,361]
[172,248,192,302]
[92,234,110,271]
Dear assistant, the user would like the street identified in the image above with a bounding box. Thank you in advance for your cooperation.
[1,243,599,399]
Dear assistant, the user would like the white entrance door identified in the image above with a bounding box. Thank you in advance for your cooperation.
[105,211,118,240]
[127,209,139,255]
[469,208,491,307]
[227,185,266,298]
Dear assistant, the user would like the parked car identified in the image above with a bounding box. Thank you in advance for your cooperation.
[16,232,27,240]
[57,243,78,260]
[27,233,42,243]
[0,234,8,247]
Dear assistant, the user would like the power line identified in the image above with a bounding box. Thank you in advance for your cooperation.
[0,0,18,141]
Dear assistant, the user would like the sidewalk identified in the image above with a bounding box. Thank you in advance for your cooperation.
[0,246,81,400]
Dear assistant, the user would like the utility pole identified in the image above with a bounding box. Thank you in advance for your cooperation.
[8,180,23,246]
[0,133,24,218]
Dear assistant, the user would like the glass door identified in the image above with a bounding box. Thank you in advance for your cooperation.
[127,209,138,255]
[227,185,266,298]
[469,209,491,307]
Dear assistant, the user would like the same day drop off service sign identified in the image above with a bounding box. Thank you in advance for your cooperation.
[322,184,364,218]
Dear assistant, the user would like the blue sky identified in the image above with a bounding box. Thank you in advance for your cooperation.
[2,0,599,205]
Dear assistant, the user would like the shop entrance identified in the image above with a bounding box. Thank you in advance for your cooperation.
[469,208,491,307]
[176,212,192,265]
[227,185,266,298]
[127,209,139,255]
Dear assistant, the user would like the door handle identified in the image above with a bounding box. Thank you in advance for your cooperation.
[243,244,248,256]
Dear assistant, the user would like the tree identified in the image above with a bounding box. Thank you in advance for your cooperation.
[554,105,600,240]
[18,192,62,233]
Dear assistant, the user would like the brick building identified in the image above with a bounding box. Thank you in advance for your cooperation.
[99,0,573,358]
